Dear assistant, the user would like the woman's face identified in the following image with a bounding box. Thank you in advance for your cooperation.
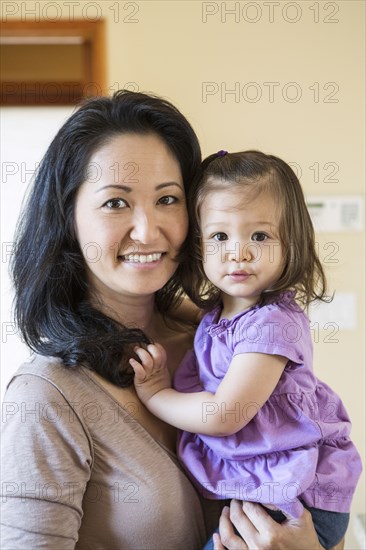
[74,133,188,303]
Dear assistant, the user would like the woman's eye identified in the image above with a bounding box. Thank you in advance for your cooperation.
[213,232,228,241]
[158,195,177,205]
[103,198,128,209]
[252,232,268,242]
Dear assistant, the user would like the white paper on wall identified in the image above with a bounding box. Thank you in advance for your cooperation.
[309,292,357,330]
[306,195,364,233]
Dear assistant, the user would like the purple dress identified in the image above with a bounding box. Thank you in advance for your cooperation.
[174,293,362,518]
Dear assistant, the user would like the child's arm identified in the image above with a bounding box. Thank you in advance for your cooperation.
[130,343,287,436]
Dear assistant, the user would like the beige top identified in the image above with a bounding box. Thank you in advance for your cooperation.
[1,354,211,549]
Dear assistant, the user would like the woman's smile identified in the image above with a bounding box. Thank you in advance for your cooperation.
[118,251,166,268]
[120,251,164,263]
[74,133,188,301]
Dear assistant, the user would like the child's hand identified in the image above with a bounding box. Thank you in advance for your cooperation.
[129,343,171,404]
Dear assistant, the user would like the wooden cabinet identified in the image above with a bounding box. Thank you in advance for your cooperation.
[0,20,106,105]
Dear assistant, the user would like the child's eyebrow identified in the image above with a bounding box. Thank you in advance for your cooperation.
[202,222,225,229]
[202,221,275,229]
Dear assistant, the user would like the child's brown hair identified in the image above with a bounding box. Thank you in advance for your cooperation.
[182,150,329,310]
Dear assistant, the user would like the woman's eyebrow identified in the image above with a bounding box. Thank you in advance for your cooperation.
[96,182,183,193]
[155,182,183,191]
[97,184,132,193]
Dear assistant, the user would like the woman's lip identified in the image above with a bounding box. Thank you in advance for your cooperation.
[119,252,166,261]
[117,252,166,269]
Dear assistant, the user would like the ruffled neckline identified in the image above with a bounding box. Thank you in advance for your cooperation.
[205,291,296,337]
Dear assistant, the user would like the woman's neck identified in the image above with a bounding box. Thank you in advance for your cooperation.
[89,288,158,335]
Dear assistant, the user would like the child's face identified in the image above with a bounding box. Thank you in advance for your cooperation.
[200,186,285,310]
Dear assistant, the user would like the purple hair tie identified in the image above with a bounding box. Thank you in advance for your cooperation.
[216,150,228,157]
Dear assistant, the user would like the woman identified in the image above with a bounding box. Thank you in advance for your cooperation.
[1,90,340,549]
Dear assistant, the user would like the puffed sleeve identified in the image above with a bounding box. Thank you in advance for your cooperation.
[1,373,93,549]
[232,303,308,366]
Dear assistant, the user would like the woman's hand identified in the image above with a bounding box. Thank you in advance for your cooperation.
[213,500,325,550]
[129,343,171,405]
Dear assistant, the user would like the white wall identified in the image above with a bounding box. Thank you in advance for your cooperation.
[1,1,364,547]
[1,106,74,393]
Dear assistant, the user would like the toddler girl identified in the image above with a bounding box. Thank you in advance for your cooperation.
[130,150,362,549]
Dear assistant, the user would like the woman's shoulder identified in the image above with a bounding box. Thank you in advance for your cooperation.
[4,354,96,412]
[7,354,75,385]
[5,355,63,395]
[2,355,95,456]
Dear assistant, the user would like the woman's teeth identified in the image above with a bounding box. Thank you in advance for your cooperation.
[122,253,163,263]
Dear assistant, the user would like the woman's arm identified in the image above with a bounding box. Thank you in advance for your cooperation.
[1,374,91,549]
[130,343,286,436]
[213,501,344,550]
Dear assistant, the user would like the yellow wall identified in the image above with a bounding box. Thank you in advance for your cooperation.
[2,0,365,546]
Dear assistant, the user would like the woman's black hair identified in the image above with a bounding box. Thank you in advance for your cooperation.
[11,90,201,387]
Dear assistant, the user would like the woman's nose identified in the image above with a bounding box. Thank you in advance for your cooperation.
[129,208,160,244]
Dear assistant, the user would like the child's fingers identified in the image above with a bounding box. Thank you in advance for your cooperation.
[147,343,167,364]
[129,358,147,381]
[133,346,154,369]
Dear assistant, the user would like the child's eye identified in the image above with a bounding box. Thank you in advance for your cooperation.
[213,232,228,241]
[252,232,269,242]
[157,195,177,205]
[103,198,128,209]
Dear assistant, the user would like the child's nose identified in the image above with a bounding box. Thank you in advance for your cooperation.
[227,242,254,262]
